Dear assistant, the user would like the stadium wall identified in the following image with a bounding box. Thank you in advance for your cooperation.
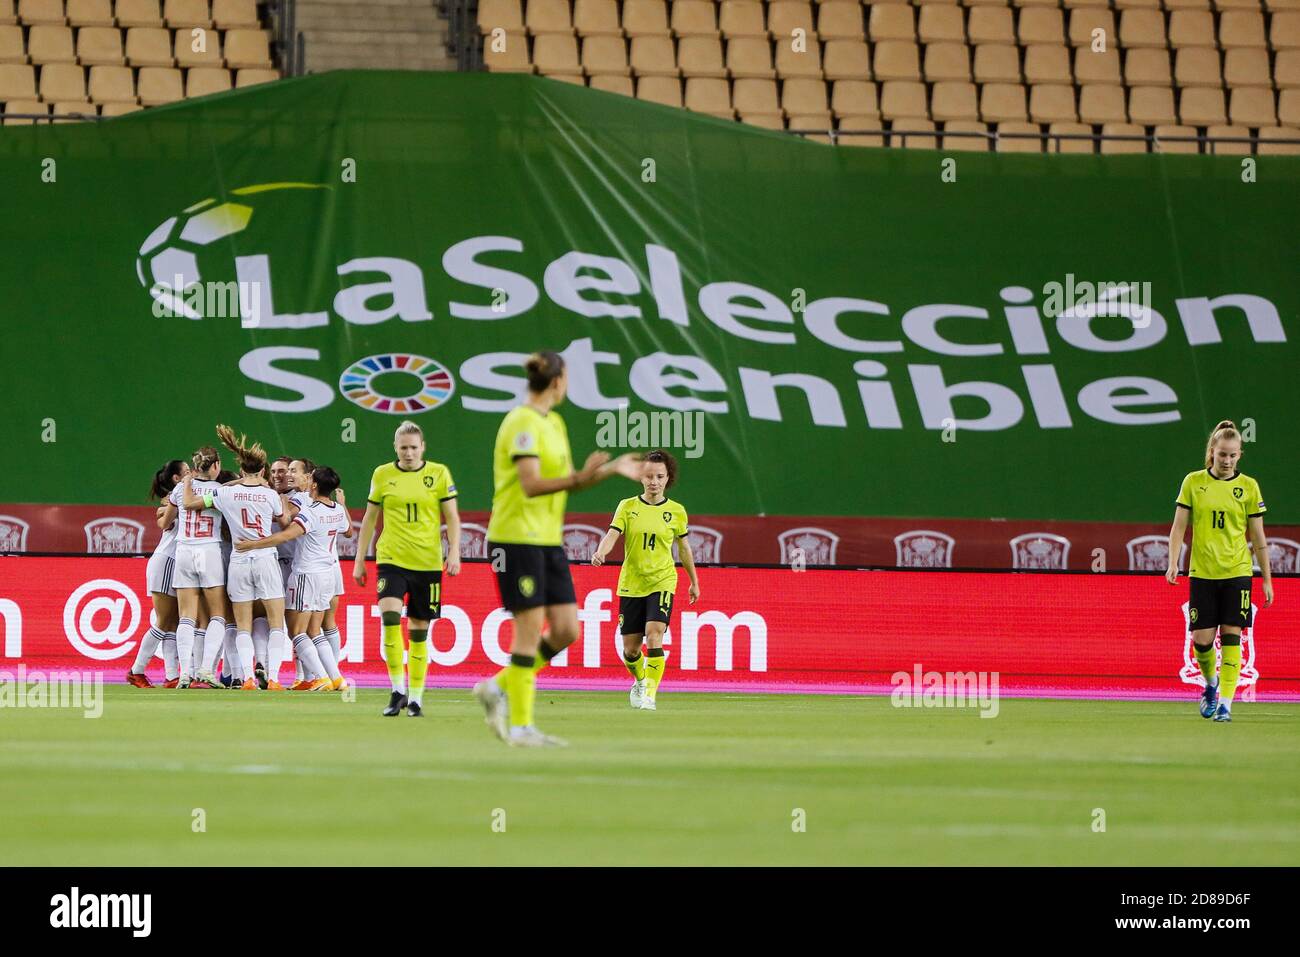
[4,557,1298,700]
[0,72,1298,560]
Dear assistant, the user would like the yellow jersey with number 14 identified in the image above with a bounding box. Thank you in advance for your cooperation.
[367,460,456,571]
[1175,468,1265,580]
[611,495,688,597]
[487,405,572,546]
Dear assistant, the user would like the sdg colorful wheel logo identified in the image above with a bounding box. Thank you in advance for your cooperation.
[340,353,455,414]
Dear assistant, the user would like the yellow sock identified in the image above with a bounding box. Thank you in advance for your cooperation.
[381,620,405,692]
[493,640,553,690]
[623,652,645,681]
[408,630,428,704]
[1220,639,1242,705]
[1194,643,1217,683]
[644,649,666,698]
[505,655,537,727]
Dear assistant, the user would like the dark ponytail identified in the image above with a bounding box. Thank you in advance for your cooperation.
[150,459,185,500]
[524,350,565,393]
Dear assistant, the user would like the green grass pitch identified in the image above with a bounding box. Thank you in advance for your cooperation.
[2,687,1297,865]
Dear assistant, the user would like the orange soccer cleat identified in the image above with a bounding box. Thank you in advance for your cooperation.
[125,671,154,688]
[289,679,315,691]
[162,678,179,688]
[266,680,285,691]
[309,678,333,692]
[330,677,348,692]
[240,678,257,690]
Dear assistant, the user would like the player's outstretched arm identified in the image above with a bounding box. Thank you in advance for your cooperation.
[180,475,206,511]
[570,452,642,493]
[1248,516,1274,607]
[680,538,701,603]
[1165,507,1188,585]
[591,527,620,566]
[234,522,303,553]
[353,503,381,585]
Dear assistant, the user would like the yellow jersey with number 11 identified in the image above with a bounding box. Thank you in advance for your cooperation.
[366,460,456,571]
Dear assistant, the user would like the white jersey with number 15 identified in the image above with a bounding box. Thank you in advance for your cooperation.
[292,500,349,573]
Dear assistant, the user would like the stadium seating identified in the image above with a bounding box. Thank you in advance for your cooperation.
[2,0,279,120]
[483,0,1300,153]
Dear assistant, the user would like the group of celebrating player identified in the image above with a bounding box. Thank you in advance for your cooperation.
[129,349,703,746]
[128,427,353,693]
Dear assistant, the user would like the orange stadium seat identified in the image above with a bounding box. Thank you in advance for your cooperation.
[1153,124,1199,153]
[917,5,965,44]
[973,44,1020,83]
[1074,46,1120,84]
[527,0,575,35]
[1174,47,1222,88]
[574,0,622,36]
[1125,48,1173,85]
[532,34,581,74]
[1100,122,1147,152]
[88,63,136,100]
[879,79,928,118]
[136,64,183,103]
[1049,121,1094,153]
[39,62,88,100]
[1024,44,1070,84]
[115,0,164,29]
[637,74,682,105]
[1128,85,1177,124]
[17,0,65,25]
[783,75,828,114]
[77,26,126,65]
[1179,86,1227,126]
[589,73,633,94]
[66,0,114,26]
[163,0,212,29]
[211,0,258,29]
[632,34,681,75]
[223,28,269,67]
[1079,83,1128,123]
[0,23,23,62]
[622,0,668,37]
[1030,83,1077,122]
[582,35,629,75]
[824,38,870,79]
[1257,126,1300,155]
[683,75,733,117]
[233,66,277,86]
[941,120,989,152]
[872,40,920,80]
[1206,124,1252,154]
[185,64,231,97]
[125,27,174,66]
[868,4,916,42]
[930,80,979,121]
[28,24,76,63]
[671,0,718,37]
[830,78,878,117]
[980,82,1028,121]
[997,122,1045,152]
[719,0,768,39]
[816,2,863,42]
[174,28,222,68]
[1223,48,1271,87]
[482,32,531,71]
[925,42,971,82]
[726,36,775,77]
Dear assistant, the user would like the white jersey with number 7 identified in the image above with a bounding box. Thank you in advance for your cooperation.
[292,500,349,574]
[209,484,284,543]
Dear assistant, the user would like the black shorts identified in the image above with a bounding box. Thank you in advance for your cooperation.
[488,542,576,612]
[1188,576,1253,632]
[618,592,674,635]
[376,564,443,621]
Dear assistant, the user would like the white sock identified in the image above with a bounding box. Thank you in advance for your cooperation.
[177,618,197,679]
[323,626,341,665]
[294,650,305,682]
[132,627,163,674]
[312,634,341,682]
[251,617,269,672]
[267,628,287,684]
[160,631,179,680]
[227,631,247,681]
[222,624,239,679]
[292,633,325,679]
[201,617,225,675]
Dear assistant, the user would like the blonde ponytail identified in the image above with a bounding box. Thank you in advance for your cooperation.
[1204,420,1240,468]
[215,423,267,475]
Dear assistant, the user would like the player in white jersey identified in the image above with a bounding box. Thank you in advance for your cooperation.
[127,459,190,689]
[237,466,349,692]
[193,425,293,691]
[282,457,353,690]
[157,446,228,689]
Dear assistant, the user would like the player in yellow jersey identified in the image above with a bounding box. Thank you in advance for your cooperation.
[592,450,700,711]
[354,420,461,718]
[1166,420,1274,722]
[472,350,641,747]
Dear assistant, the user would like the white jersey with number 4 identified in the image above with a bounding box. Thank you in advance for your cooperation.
[168,480,224,544]
[208,484,284,543]
[292,500,349,574]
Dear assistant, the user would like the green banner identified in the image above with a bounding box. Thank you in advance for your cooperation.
[1,71,1297,522]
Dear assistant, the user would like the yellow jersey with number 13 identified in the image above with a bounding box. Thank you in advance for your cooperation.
[366,460,456,571]
[487,405,572,546]
[1175,468,1265,580]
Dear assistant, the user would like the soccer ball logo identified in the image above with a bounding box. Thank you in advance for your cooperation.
[135,182,328,319]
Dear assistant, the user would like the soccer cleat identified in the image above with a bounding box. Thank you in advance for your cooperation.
[240,678,257,690]
[330,677,348,692]
[639,694,657,711]
[195,672,220,689]
[1200,678,1220,719]
[266,679,285,691]
[253,661,268,691]
[407,701,423,718]
[125,671,154,689]
[220,673,235,688]
[177,676,192,689]
[507,726,568,748]
[162,678,180,689]
[289,679,314,691]
[382,691,408,716]
[1213,704,1232,723]
[472,680,509,741]
[629,678,646,709]
[309,678,332,692]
